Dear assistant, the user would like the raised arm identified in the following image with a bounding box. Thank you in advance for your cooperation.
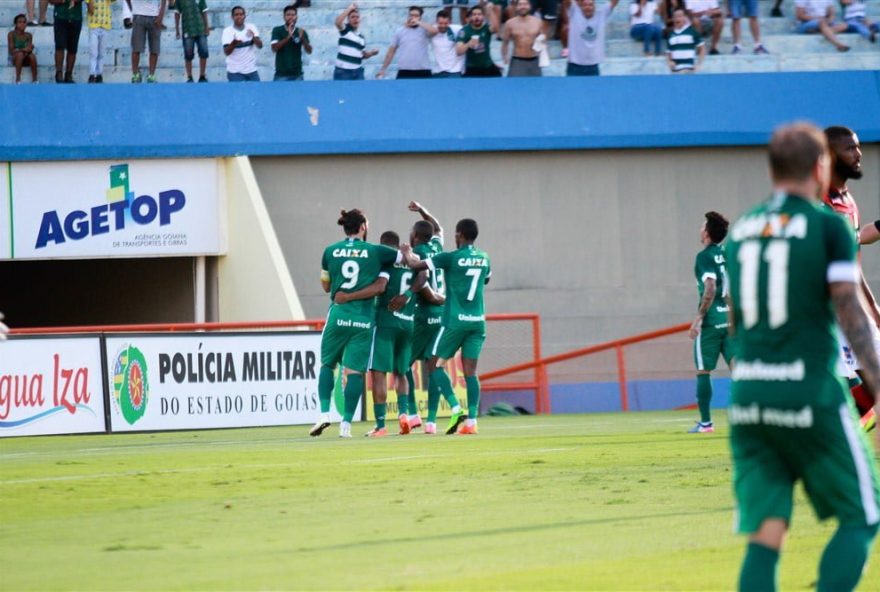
[336,2,357,30]
[334,276,389,304]
[689,277,715,339]
[408,201,443,236]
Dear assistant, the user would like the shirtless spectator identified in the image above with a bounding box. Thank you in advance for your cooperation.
[795,0,850,51]
[502,0,544,75]
[684,0,721,54]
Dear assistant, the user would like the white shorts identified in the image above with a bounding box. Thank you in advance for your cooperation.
[836,325,880,378]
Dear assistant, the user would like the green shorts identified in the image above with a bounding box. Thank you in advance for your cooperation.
[694,324,732,371]
[368,325,413,375]
[432,324,485,361]
[411,319,442,363]
[730,388,880,533]
[320,310,373,373]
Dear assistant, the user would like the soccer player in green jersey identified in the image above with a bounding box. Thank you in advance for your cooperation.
[365,230,443,437]
[404,201,450,434]
[687,211,732,433]
[402,218,491,435]
[726,123,880,592]
[310,209,403,439]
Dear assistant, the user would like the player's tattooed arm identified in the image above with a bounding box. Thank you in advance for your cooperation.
[725,295,736,339]
[689,278,715,339]
[832,281,880,397]
[334,277,388,305]
[400,244,429,271]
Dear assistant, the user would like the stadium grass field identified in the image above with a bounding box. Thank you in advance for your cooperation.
[2,411,878,590]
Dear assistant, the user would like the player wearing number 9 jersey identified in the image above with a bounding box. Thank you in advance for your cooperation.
[310,209,403,439]
[403,218,491,435]
[725,123,880,592]
[687,211,732,434]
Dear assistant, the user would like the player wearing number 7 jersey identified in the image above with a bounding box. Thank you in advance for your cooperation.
[310,209,404,439]
[725,123,880,592]
[687,211,732,434]
[402,218,491,435]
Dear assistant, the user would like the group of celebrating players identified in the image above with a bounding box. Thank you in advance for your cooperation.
[309,201,491,438]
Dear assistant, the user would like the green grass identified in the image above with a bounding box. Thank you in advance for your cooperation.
[1,411,877,590]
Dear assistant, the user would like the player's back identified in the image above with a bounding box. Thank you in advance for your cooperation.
[414,236,445,323]
[376,263,417,329]
[726,192,856,404]
[322,238,397,322]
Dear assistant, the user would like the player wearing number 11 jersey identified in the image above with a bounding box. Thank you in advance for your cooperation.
[725,123,879,592]
[310,209,402,439]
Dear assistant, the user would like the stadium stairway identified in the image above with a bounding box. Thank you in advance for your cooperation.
[1,0,877,82]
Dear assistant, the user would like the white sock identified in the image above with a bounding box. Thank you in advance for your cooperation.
[466,419,476,427]
[451,404,462,414]
[319,412,330,423]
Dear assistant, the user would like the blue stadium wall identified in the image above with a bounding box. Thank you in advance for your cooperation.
[2,71,879,161]
[2,71,877,414]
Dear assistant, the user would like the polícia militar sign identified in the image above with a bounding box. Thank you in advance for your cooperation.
[3,159,225,259]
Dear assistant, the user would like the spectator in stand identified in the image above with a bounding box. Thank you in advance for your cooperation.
[658,0,684,37]
[377,6,436,79]
[334,3,378,80]
[629,0,662,56]
[431,9,465,77]
[8,14,38,83]
[502,0,545,76]
[841,0,878,42]
[174,0,210,82]
[442,0,469,25]
[121,0,132,28]
[128,0,166,83]
[683,0,721,54]
[455,5,501,77]
[564,0,619,76]
[25,0,50,26]
[86,0,113,83]
[794,0,850,51]
[271,5,311,81]
[222,5,262,81]
[771,0,784,16]
[667,6,704,72]
[50,0,83,83]
[729,0,768,53]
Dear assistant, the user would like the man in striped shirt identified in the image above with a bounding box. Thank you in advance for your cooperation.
[334,2,379,80]
[666,7,704,73]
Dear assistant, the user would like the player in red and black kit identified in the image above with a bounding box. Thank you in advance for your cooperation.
[824,125,878,431]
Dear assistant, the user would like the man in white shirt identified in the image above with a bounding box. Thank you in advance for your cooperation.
[795,0,850,51]
[127,0,166,83]
[222,5,263,81]
[565,0,619,76]
[431,10,465,76]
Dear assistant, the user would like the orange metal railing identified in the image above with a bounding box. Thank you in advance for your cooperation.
[479,322,691,413]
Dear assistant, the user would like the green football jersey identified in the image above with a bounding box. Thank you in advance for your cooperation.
[428,244,491,330]
[321,238,400,323]
[725,193,857,404]
[375,263,417,330]
[414,236,445,324]
[694,243,729,328]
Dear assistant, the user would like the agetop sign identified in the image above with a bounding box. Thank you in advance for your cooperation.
[0,336,106,438]
[3,159,225,259]
[104,332,352,432]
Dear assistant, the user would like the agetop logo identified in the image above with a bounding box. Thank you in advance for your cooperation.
[111,344,150,425]
[35,164,186,249]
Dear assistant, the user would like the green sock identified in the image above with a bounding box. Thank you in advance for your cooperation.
[427,374,441,423]
[696,374,712,424]
[374,403,386,429]
[406,369,418,417]
[817,524,878,592]
[465,375,480,419]
[738,542,779,592]
[318,366,335,414]
[343,373,364,423]
[396,390,408,416]
[431,368,459,409]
